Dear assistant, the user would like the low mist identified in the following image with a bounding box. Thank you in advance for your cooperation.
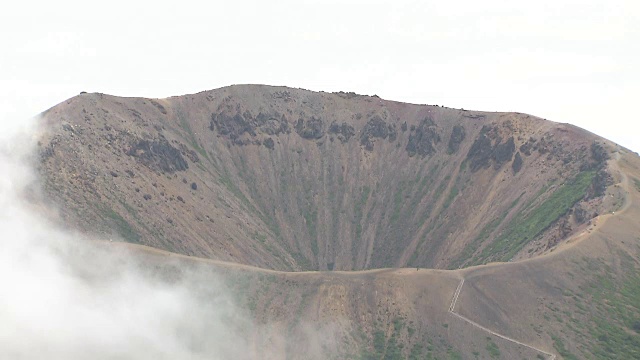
[0,117,252,358]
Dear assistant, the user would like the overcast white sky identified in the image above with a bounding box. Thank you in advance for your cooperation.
[1,0,638,152]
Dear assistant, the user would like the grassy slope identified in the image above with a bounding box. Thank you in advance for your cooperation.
[457,151,640,359]
[473,170,596,265]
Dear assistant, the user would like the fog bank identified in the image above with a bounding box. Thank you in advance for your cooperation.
[0,117,250,359]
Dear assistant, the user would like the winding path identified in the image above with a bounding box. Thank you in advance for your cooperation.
[444,149,637,359]
[448,277,556,360]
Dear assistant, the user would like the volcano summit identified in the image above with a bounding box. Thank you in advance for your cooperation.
[33,85,640,359]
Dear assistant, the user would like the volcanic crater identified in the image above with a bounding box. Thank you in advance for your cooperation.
[37,85,616,272]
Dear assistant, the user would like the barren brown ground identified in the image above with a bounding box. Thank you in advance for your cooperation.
[36,86,640,358]
[89,147,638,359]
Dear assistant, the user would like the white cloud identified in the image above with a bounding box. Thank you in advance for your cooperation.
[0,0,638,150]
[0,115,252,359]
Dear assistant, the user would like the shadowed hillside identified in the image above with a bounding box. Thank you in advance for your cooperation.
[38,85,614,271]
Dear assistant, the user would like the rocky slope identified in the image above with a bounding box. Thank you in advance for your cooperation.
[37,85,613,271]
[89,146,638,359]
[33,85,640,359]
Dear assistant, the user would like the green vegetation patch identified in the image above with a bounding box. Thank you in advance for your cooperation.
[633,177,640,192]
[304,208,319,256]
[217,164,297,267]
[433,175,451,203]
[389,181,408,226]
[538,254,640,359]
[99,205,140,243]
[218,167,256,214]
[408,344,424,360]
[477,170,595,264]
[354,186,371,241]
[583,256,640,359]
[363,318,411,360]
[551,335,578,360]
[373,329,386,355]
[177,110,209,161]
[450,195,522,269]
[441,184,459,211]
[219,164,285,241]
[485,339,501,359]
